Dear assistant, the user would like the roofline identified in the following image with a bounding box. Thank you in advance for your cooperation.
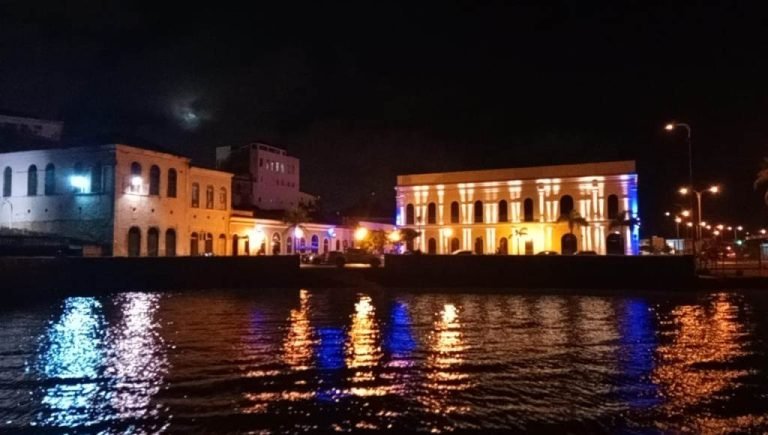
[397,160,637,186]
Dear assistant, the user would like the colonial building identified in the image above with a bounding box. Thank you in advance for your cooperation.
[1,144,232,256]
[395,161,639,255]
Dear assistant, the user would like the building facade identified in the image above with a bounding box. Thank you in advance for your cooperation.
[216,143,314,210]
[395,161,639,255]
[0,113,64,141]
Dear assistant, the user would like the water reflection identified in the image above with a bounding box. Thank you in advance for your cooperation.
[106,293,167,423]
[283,289,314,370]
[425,303,470,416]
[653,293,752,430]
[346,294,384,397]
[37,297,107,428]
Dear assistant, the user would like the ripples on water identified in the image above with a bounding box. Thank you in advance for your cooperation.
[1,289,767,433]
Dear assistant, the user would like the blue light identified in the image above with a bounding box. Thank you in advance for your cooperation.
[383,301,416,359]
[315,326,345,402]
[618,299,660,410]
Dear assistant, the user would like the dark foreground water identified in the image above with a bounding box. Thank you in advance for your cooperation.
[1,289,767,433]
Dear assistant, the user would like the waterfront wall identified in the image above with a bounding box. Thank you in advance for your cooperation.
[382,254,697,289]
[1,256,299,296]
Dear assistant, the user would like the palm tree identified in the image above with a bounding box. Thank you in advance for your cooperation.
[754,158,768,206]
[557,210,589,234]
[510,227,528,255]
[609,210,639,233]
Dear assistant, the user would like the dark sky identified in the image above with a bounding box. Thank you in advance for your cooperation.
[2,1,768,234]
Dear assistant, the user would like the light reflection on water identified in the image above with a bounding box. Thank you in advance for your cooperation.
[0,289,767,432]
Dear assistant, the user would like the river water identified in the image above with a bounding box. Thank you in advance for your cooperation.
[1,289,767,433]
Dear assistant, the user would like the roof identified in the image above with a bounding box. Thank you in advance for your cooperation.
[397,160,636,186]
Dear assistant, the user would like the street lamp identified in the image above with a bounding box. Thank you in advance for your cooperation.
[674,216,682,238]
[679,185,719,241]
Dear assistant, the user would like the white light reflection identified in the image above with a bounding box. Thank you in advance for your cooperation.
[346,294,385,397]
[423,303,470,417]
[106,293,167,422]
[37,297,108,428]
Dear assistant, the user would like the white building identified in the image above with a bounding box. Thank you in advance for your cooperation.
[395,161,640,255]
[1,144,232,256]
[0,113,64,141]
[216,143,314,211]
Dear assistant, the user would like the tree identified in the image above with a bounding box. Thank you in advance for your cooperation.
[282,205,311,253]
[510,227,528,255]
[557,210,589,234]
[397,228,421,252]
[609,210,639,232]
[754,158,768,206]
[358,229,389,253]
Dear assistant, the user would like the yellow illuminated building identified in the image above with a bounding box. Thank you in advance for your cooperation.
[395,161,639,255]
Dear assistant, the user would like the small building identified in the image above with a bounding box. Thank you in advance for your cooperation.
[0,112,64,141]
[395,161,639,255]
[216,143,315,211]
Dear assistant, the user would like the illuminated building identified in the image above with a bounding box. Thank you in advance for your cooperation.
[0,112,64,141]
[395,161,639,255]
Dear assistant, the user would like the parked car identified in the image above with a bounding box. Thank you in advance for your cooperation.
[575,250,598,256]
[536,251,559,256]
[452,250,473,255]
[334,248,382,267]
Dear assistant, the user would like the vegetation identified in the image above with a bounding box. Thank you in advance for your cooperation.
[609,210,638,232]
[557,210,589,234]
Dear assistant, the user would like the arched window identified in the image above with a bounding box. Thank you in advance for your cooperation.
[560,195,574,217]
[244,237,250,255]
[311,235,319,254]
[498,200,508,222]
[474,200,483,223]
[427,202,437,224]
[147,227,159,257]
[498,237,508,254]
[405,204,415,225]
[218,234,226,255]
[90,163,102,193]
[286,236,293,254]
[205,185,214,209]
[232,234,240,256]
[450,237,460,252]
[128,162,141,193]
[523,198,534,222]
[427,238,437,254]
[44,164,55,195]
[272,233,281,255]
[204,233,214,254]
[606,232,624,255]
[165,229,176,256]
[2,167,11,197]
[219,187,227,210]
[607,194,619,220]
[561,233,577,255]
[474,237,484,254]
[323,238,329,253]
[167,169,177,198]
[27,165,37,196]
[190,232,199,256]
[450,201,460,223]
[149,165,160,196]
[128,227,141,257]
[336,239,341,251]
[191,183,200,207]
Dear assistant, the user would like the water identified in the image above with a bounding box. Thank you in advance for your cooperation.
[1,289,767,433]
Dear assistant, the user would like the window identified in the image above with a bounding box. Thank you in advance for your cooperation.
[45,164,55,195]
[311,235,319,254]
[130,162,141,193]
[90,163,102,193]
[71,163,86,194]
[218,234,226,255]
[560,195,574,217]
[259,158,263,167]
[233,234,240,256]
[450,201,460,223]
[272,233,281,255]
[523,198,534,222]
[286,236,292,254]
[405,204,415,225]
[474,200,483,223]
[427,202,437,224]
[191,183,200,208]
[607,194,619,220]
[147,227,159,257]
[204,233,213,254]
[450,237,460,252]
[128,227,141,257]
[3,167,11,197]
[167,169,177,198]
[27,165,37,196]
[219,187,227,210]
[165,229,176,256]
[498,200,508,222]
[474,237,483,254]
[190,232,199,256]
[428,238,437,254]
[149,165,160,196]
[206,185,214,209]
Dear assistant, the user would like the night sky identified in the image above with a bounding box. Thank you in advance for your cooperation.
[2,1,767,234]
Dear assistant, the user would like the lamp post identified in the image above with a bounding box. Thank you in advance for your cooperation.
[679,185,719,242]
[666,122,695,253]
[674,216,682,239]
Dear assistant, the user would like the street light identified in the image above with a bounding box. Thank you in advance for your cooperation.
[679,185,719,241]
[674,216,682,238]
